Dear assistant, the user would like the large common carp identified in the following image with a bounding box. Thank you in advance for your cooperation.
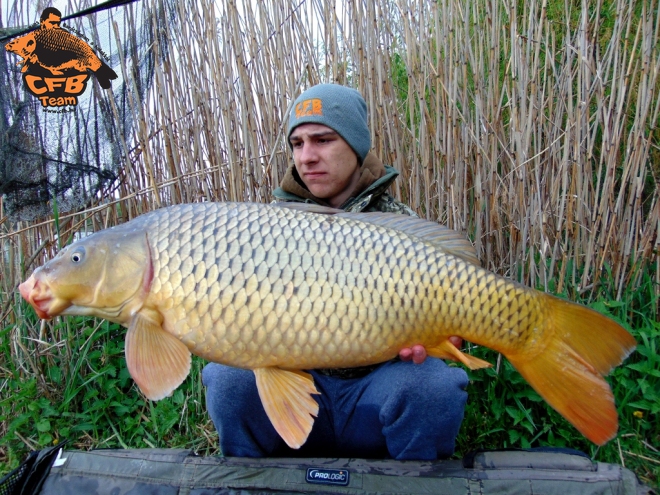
[19,202,636,449]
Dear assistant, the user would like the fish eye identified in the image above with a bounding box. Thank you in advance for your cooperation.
[70,248,85,263]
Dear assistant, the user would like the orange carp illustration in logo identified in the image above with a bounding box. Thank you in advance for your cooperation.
[5,7,117,109]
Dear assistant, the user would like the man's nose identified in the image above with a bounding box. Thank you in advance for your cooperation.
[299,142,318,164]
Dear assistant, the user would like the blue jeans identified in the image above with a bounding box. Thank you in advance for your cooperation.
[202,358,468,460]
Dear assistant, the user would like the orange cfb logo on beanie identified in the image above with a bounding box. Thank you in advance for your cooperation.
[295,98,323,118]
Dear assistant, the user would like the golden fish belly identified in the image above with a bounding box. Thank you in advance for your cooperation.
[144,203,544,370]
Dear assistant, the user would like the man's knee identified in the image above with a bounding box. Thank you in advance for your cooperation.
[385,358,468,403]
[203,363,254,391]
[202,363,259,418]
[374,359,468,459]
[203,364,285,456]
[422,361,469,407]
[376,359,468,432]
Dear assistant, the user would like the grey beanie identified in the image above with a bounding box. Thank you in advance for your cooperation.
[287,84,371,162]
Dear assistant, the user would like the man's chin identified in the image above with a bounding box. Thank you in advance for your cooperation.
[306,185,333,199]
[303,175,329,187]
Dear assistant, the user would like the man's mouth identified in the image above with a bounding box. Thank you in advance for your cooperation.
[303,172,327,180]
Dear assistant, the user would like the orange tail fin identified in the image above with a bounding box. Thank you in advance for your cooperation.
[507,295,636,445]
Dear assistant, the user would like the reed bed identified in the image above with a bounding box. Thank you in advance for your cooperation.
[0,0,659,484]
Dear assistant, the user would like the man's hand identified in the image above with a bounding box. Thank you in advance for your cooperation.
[399,336,463,364]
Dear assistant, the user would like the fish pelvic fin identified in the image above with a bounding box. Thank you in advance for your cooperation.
[253,368,320,449]
[507,296,636,445]
[426,340,493,369]
[125,311,191,401]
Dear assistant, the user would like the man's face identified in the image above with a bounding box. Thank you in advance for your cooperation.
[289,123,361,208]
[41,13,61,29]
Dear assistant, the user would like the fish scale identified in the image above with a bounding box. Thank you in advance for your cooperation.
[19,201,636,449]
[141,203,540,369]
[32,29,102,70]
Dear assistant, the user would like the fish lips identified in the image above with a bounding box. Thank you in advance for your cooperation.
[19,274,68,320]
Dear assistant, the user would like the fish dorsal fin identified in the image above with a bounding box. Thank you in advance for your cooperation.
[273,202,481,266]
[253,367,320,449]
[339,212,480,266]
[273,203,480,266]
[125,311,191,401]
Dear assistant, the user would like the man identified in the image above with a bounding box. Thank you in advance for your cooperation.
[40,7,62,29]
[203,84,469,460]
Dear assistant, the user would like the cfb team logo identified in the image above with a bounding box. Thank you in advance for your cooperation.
[4,7,117,111]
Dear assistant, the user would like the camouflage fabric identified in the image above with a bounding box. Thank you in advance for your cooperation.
[343,189,418,216]
[30,447,653,495]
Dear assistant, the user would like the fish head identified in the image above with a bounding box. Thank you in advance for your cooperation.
[19,227,153,323]
[5,32,36,59]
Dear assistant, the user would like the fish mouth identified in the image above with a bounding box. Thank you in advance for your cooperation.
[19,274,68,319]
[19,272,134,324]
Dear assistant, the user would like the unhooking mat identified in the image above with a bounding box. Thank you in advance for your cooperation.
[1,445,655,495]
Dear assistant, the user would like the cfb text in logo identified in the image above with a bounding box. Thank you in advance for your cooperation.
[23,74,89,108]
[4,7,117,111]
[294,98,323,118]
[305,467,349,486]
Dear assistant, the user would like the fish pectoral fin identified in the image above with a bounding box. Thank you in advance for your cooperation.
[253,368,320,449]
[125,311,191,401]
[426,340,493,369]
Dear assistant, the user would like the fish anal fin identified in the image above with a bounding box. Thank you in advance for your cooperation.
[427,340,493,369]
[254,368,320,449]
[125,311,191,401]
[507,295,636,445]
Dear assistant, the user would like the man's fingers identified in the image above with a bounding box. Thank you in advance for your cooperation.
[400,338,462,364]
[399,348,413,361]
[399,345,426,363]
[411,344,427,364]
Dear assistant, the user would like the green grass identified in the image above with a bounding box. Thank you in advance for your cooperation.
[1,273,658,489]
[0,313,218,472]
